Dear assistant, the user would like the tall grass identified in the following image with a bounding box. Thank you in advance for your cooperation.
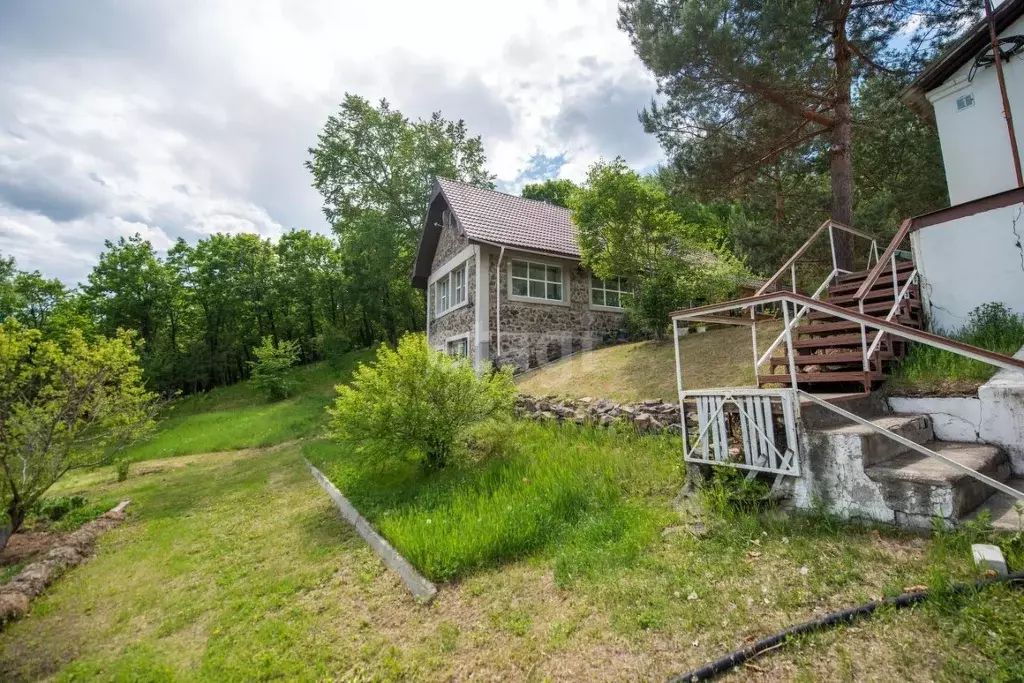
[890,302,1024,394]
[304,421,681,582]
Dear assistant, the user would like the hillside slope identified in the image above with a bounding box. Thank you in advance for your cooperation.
[516,322,782,403]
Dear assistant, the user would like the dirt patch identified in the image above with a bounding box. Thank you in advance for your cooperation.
[0,532,67,568]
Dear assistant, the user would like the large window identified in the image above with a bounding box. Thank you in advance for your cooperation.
[435,263,467,317]
[591,276,628,308]
[510,260,563,302]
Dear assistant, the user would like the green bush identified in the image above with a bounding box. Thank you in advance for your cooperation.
[33,495,87,522]
[248,337,301,401]
[327,333,516,470]
[115,457,130,482]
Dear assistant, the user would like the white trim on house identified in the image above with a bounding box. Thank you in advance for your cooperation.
[475,246,489,369]
[588,275,628,312]
[428,245,476,286]
[505,255,571,307]
[431,251,472,320]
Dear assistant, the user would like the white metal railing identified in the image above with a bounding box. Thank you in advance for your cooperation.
[680,388,800,476]
[671,291,1024,498]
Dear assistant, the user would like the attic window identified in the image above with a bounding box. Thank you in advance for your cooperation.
[956,93,975,111]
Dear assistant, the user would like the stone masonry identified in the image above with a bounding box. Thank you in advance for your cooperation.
[427,219,475,355]
[486,249,624,372]
[516,394,690,434]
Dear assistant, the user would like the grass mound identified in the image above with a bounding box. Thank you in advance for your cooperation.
[515,323,782,403]
[890,303,1024,395]
[304,421,681,582]
[121,351,375,463]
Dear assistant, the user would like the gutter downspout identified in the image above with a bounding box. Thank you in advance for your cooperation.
[986,0,1024,187]
[496,246,506,358]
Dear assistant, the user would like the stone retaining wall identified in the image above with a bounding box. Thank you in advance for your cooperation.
[516,394,691,434]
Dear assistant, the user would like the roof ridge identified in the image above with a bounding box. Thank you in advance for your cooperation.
[437,177,573,212]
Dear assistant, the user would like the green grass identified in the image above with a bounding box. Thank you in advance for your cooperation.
[890,303,1024,395]
[304,421,682,582]
[121,351,374,463]
[516,322,782,402]
[5,344,1024,680]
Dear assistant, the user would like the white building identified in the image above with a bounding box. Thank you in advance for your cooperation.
[902,0,1024,331]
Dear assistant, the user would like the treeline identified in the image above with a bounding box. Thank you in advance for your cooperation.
[1,231,399,394]
[1,94,496,395]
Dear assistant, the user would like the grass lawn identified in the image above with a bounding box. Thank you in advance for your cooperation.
[4,348,1024,680]
[123,351,374,463]
[516,322,782,403]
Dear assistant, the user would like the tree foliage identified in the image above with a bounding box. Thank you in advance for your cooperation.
[327,333,516,471]
[0,321,157,542]
[521,178,580,208]
[248,336,301,401]
[619,0,975,266]
[307,95,495,346]
[570,159,750,335]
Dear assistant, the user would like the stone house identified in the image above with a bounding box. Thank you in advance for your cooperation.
[411,178,626,371]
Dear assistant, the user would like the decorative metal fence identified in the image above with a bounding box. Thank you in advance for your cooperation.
[682,389,800,477]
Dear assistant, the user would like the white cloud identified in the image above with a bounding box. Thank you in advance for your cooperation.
[0,0,661,283]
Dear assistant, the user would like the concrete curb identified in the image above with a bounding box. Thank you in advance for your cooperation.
[305,460,438,603]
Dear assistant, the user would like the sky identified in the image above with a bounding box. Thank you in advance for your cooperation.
[0,0,663,284]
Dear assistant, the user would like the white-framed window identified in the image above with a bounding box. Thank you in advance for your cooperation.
[446,336,469,358]
[436,277,449,313]
[434,263,467,317]
[590,276,629,308]
[509,260,563,302]
[452,265,466,306]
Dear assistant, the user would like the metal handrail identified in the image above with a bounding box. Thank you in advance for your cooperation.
[854,219,912,302]
[671,291,1024,375]
[756,220,830,295]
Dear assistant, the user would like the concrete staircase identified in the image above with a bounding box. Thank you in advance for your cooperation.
[792,402,1022,531]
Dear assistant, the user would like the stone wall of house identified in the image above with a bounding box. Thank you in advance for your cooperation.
[431,218,469,271]
[516,394,691,434]
[428,218,475,353]
[486,249,624,372]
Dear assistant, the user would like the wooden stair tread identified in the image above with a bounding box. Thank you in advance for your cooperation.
[834,261,915,284]
[828,270,915,294]
[767,351,892,366]
[792,333,882,349]
[807,299,920,321]
[758,371,884,385]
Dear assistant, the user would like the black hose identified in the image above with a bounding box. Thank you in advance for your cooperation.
[670,570,1024,682]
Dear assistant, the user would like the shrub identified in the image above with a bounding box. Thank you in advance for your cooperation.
[248,337,301,401]
[327,333,516,470]
[33,495,87,522]
[115,458,130,482]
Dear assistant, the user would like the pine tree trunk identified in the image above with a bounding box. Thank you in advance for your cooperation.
[830,11,855,271]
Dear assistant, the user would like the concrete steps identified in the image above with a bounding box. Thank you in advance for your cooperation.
[865,442,1011,527]
[793,411,1017,530]
[966,478,1024,531]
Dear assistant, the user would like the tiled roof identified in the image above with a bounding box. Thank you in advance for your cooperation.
[436,178,580,258]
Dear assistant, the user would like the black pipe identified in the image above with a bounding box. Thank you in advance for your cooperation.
[670,570,1024,682]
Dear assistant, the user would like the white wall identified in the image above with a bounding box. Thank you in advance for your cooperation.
[912,203,1024,330]
[928,16,1024,205]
